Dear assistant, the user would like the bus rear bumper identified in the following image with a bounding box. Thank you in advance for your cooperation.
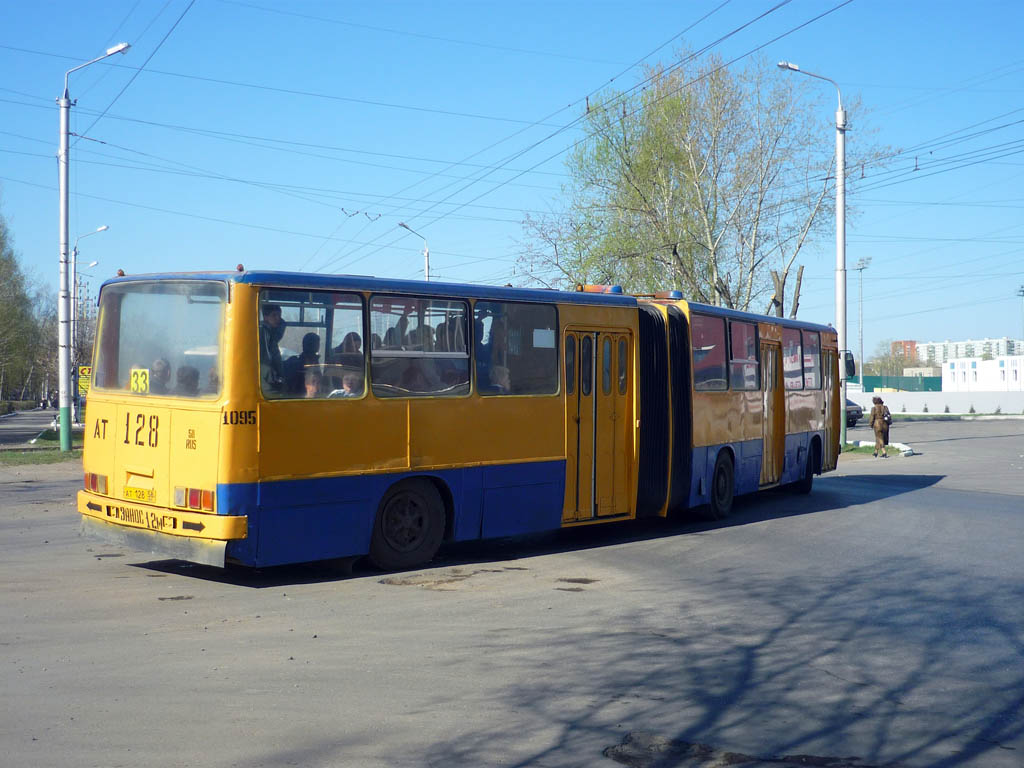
[78,491,247,568]
[81,515,227,567]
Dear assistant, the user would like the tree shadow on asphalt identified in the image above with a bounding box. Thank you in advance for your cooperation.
[413,557,1024,768]
[235,548,1024,768]
[131,474,943,590]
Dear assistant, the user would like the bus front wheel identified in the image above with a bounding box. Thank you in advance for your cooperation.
[704,451,735,520]
[368,478,445,570]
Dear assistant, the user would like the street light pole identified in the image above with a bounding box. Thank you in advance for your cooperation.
[397,222,429,281]
[58,43,129,451]
[854,257,871,384]
[72,225,108,367]
[1017,285,1024,347]
[778,61,848,447]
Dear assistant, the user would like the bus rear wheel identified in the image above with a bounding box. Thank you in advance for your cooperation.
[704,451,734,520]
[794,442,818,495]
[368,478,445,570]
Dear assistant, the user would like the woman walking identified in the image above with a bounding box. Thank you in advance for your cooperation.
[869,396,891,458]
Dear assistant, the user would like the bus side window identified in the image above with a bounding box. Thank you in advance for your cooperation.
[618,338,628,395]
[580,336,592,396]
[474,301,558,396]
[259,288,365,400]
[728,320,759,391]
[692,314,727,391]
[565,336,576,395]
[602,337,612,395]
[782,328,803,390]
[802,331,821,389]
[369,295,469,398]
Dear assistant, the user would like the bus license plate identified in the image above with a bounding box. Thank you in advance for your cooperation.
[123,486,155,503]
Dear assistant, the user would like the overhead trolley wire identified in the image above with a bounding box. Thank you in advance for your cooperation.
[73,0,198,146]
[313,0,802,274]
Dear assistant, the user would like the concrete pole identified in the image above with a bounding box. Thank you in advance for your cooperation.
[1017,285,1024,346]
[56,44,129,450]
[71,247,78,364]
[58,92,72,451]
[398,222,429,281]
[776,62,850,446]
[836,104,848,448]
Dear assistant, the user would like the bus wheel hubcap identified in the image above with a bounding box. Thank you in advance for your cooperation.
[382,494,427,552]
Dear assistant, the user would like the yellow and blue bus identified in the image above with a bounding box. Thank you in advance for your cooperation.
[79,270,843,570]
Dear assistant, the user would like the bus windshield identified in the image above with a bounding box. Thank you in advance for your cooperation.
[93,280,226,397]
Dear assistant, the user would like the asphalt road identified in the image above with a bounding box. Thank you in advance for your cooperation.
[1,419,1022,768]
[0,408,58,446]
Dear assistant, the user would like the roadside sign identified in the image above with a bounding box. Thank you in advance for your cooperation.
[78,366,92,396]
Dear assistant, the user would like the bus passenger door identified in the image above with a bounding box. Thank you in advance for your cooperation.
[760,341,784,486]
[564,330,626,521]
[822,349,839,471]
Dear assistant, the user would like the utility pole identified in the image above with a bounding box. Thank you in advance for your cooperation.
[57,43,129,451]
[855,257,871,383]
[778,61,848,446]
[1017,285,1024,350]
[397,222,429,281]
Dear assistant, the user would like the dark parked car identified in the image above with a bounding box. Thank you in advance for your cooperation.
[846,398,864,428]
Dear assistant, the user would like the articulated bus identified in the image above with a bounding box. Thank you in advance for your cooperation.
[79,270,843,570]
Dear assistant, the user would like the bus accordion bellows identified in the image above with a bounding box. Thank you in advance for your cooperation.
[78,270,843,570]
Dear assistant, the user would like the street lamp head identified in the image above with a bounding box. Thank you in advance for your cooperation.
[96,225,109,233]
[87,260,99,268]
[398,222,410,231]
[777,61,799,71]
[106,42,131,56]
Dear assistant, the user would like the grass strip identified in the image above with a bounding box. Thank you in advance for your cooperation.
[0,448,83,466]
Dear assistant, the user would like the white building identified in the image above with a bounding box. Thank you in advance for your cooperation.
[943,356,1024,392]
[920,337,1024,363]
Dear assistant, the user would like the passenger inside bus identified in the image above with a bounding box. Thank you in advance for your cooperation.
[150,358,171,394]
[384,316,409,349]
[476,317,511,394]
[304,368,322,398]
[341,373,362,396]
[175,365,200,396]
[284,332,321,394]
[259,303,285,391]
[337,331,361,354]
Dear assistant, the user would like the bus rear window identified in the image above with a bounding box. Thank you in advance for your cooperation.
[93,281,226,397]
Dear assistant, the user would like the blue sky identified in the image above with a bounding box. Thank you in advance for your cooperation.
[2,0,1023,362]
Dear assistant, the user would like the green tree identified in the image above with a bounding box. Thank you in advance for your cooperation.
[0,203,58,404]
[520,50,884,316]
[0,213,39,400]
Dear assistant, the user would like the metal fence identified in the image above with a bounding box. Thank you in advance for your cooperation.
[853,375,942,392]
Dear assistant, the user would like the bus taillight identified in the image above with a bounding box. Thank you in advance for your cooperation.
[175,486,215,512]
[84,473,108,495]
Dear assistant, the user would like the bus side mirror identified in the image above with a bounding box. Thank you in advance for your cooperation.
[843,351,856,378]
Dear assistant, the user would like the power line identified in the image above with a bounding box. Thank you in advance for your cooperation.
[316,0,818,274]
[74,0,198,145]
[218,0,627,66]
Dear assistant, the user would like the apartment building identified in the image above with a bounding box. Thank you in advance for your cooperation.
[919,337,1024,364]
